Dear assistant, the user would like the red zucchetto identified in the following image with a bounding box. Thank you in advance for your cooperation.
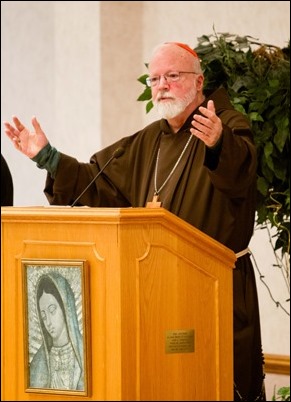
[165,42,198,58]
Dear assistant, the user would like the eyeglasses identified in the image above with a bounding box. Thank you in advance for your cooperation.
[146,71,198,87]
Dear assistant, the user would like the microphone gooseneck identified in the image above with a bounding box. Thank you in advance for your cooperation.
[70,147,125,207]
[112,147,125,158]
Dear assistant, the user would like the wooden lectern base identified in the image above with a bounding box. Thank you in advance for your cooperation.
[1,206,235,401]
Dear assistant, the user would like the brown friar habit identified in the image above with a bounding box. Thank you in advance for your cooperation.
[44,87,265,400]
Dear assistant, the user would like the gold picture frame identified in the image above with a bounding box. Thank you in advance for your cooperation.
[22,259,90,396]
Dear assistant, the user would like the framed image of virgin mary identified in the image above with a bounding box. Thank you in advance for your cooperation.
[22,259,90,396]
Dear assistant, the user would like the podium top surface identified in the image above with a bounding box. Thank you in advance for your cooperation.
[1,206,236,267]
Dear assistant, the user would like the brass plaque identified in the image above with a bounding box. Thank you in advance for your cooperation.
[165,329,195,354]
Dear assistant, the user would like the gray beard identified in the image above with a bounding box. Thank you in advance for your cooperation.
[155,102,185,119]
[154,87,197,119]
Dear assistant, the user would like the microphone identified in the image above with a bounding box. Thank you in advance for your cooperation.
[70,147,125,207]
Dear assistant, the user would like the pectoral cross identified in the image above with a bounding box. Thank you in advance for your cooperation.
[146,194,162,208]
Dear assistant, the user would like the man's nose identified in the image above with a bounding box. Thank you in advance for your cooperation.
[157,75,169,88]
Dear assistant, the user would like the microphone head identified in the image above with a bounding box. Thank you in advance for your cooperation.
[113,147,125,158]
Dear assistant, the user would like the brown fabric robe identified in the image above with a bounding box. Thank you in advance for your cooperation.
[44,87,266,400]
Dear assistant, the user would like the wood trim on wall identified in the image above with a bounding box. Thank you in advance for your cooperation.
[265,354,290,375]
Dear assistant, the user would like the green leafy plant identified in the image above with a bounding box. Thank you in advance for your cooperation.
[137,31,290,259]
[272,385,290,401]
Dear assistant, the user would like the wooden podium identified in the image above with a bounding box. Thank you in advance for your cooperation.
[1,206,236,401]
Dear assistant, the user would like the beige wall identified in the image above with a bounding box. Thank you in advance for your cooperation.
[1,1,290,398]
